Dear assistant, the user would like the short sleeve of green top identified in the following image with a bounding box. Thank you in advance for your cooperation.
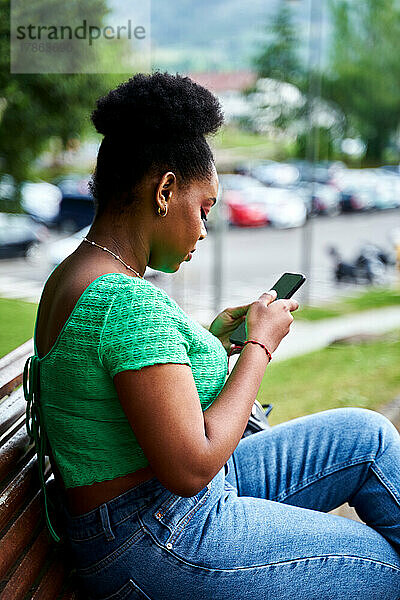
[100,279,193,378]
[30,273,228,493]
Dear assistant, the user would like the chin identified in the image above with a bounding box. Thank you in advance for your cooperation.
[148,262,179,274]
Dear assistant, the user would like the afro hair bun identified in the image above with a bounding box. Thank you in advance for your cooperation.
[91,71,224,142]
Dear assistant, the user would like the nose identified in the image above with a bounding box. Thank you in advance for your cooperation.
[199,220,207,240]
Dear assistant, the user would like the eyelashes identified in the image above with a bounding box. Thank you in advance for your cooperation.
[201,207,208,222]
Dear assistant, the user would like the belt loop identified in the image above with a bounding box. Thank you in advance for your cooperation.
[99,503,115,541]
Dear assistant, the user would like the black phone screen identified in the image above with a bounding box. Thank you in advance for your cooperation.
[228,272,305,346]
[271,272,305,299]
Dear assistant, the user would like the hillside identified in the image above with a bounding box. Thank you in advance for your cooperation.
[111,0,331,73]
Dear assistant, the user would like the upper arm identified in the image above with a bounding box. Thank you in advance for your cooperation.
[98,283,210,496]
[113,363,209,496]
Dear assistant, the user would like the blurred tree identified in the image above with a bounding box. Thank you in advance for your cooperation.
[323,0,400,162]
[294,125,336,161]
[252,3,305,89]
[0,0,124,186]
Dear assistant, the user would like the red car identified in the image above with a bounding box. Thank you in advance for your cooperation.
[223,190,269,227]
[219,175,270,227]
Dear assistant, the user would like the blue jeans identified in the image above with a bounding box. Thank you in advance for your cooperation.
[61,408,400,599]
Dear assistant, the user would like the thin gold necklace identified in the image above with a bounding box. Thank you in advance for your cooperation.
[82,237,144,279]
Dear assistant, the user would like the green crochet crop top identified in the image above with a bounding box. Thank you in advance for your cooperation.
[23,271,228,541]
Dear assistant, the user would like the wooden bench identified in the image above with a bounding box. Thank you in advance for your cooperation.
[0,337,273,600]
[0,339,80,600]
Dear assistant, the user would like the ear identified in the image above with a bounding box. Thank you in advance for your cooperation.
[156,171,176,209]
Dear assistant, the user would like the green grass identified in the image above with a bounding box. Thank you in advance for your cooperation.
[213,126,274,150]
[297,286,400,321]
[211,125,296,162]
[0,298,37,358]
[258,331,400,425]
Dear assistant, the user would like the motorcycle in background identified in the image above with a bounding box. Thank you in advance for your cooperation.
[328,243,395,285]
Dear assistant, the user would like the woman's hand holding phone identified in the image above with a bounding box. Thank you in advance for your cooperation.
[245,290,299,354]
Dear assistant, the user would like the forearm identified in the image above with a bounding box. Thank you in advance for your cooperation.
[200,342,270,481]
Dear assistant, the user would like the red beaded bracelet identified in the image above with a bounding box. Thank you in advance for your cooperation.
[243,340,273,362]
[227,340,272,372]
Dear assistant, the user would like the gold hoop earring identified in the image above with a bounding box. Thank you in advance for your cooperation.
[157,206,168,217]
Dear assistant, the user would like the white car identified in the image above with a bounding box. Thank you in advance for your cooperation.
[30,225,160,278]
[259,186,307,228]
[251,163,301,187]
[20,181,62,222]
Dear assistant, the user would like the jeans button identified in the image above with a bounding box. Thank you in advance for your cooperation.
[166,542,173,550]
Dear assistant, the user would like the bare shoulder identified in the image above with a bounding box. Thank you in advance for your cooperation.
[35,251,124,357]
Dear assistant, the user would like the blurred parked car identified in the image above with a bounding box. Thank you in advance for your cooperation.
[257,186,307,228]
[219,174,306,229]
[250,162,301,188]
[219,174,270,227]
[21,181,62,224]
[52,174,95,232]
[288,160,345,185]
[295,182,341,216]
[332,168,400,211]
[380,164,400,176]
[11,174,95,233]
[30,225,159,278]
[372,171,400,209]
[234,160,276,177]
[0,212,50,259]
[331,170,376,212]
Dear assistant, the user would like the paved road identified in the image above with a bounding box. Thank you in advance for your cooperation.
[167,209,400,322]
[0,210,399,326]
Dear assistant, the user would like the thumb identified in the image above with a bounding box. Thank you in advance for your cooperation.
[227,303,252,319]
[259,289,277,305]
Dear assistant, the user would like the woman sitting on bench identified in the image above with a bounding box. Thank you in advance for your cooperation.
[25,72,400,599]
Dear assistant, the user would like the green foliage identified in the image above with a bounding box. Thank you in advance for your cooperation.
[294,125,336,161]
[252,4,305,88]
[323,0,400,162]
[0,0,127,186]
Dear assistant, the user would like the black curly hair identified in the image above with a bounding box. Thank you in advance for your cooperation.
[89,71,224,218]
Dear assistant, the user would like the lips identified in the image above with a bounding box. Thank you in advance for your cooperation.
[184,248,196,261]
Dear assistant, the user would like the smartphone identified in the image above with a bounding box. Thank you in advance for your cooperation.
[229,272,306,346]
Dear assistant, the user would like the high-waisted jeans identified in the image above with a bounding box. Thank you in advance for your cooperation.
[61,408,400,599]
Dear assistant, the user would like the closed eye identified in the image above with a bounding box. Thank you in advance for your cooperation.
[201,207,208,222]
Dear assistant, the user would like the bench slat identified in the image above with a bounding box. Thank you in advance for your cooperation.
[0,455,47,532]
[0,424,31,482]
[0,341,81,599]
[0,489,42,580]
[31,555,67,600]
[0,527,50,600]
[0,389,25,437]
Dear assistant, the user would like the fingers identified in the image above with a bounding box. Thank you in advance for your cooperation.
[227,303,252,318]
[259,289,277,305]
[258,290,299,313]
[279,299,299,313]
